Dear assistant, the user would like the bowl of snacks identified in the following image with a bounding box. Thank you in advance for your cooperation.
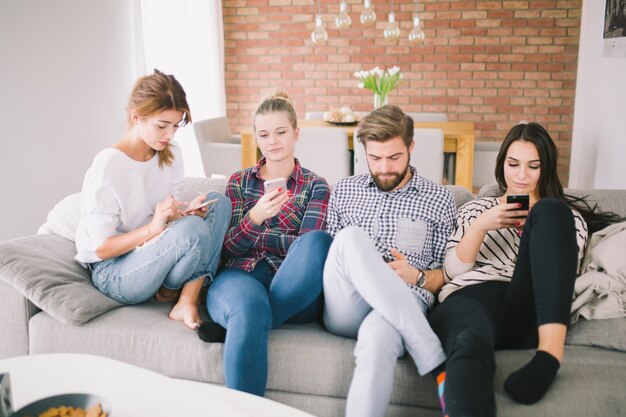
[12,393,110,417]
[322,107,362,125]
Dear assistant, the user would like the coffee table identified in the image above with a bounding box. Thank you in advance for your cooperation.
[0,354,315,417]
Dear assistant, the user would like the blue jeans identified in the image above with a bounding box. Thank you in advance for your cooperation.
[91,193,231,304]
[206,230,333,396]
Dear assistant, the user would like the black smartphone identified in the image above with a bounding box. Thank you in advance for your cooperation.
[506,194,529,217]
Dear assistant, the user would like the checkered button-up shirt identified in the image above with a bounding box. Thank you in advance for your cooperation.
[326,166,456,307]
[223,158,330,272]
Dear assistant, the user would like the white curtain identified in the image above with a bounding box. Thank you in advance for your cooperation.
[136,0,226,176]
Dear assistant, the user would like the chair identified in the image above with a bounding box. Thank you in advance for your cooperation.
[406,112,448,122]
[473,141,501,193]
[304,111,326,120]
[406,113,451,181]
[353,128,444,183]
[193,117,242,178]
[295,127,351,186]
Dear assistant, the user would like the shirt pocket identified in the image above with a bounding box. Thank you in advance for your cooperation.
[396,217,428,254]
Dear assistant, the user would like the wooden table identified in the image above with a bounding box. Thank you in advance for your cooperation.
[240,119,475,190]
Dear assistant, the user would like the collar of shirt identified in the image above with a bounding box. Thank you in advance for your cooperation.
[251,157,303,184]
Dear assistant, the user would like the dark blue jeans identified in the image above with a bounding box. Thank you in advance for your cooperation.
[429,199,579,417]
[206,230,333,396]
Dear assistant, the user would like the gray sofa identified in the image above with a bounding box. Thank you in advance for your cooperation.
[1,177,625,417]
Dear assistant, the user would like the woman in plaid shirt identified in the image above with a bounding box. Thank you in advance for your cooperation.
[200,91,333,396]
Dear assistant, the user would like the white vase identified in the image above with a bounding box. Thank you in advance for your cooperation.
[374,93,388,109]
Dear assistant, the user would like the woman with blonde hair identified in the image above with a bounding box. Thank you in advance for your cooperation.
[199,90,333,396]
[74,69,231,330]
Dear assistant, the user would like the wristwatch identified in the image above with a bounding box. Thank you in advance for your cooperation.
[415,269,427,288]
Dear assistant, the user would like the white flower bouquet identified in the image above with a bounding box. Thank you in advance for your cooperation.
[353,66,402,108]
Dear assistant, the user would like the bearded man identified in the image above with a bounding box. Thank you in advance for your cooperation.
[323,104,455,417]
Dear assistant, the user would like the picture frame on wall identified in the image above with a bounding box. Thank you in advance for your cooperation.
[603,0,626,56]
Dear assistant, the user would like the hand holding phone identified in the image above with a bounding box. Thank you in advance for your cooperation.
[264,178,288,195]
[249,178,290,225]
[185,197,219,213]
[506,194,529,218]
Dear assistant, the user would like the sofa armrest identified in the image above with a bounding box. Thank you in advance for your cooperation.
[0,279,39,358]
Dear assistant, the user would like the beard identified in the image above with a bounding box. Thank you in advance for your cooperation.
[371,164,410,192]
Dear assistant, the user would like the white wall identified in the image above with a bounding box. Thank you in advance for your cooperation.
[570,0,626,189]
[0,1,139,240]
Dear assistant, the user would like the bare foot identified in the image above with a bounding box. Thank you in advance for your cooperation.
[169,299,201,330]
[155,286,181,303]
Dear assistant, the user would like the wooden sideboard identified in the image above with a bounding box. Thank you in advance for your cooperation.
[239,119,475,190]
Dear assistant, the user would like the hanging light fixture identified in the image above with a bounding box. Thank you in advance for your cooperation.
[360,0,376,26]
[335,0,352,29]
[311,0,328,45]
[383,0,400,40]
[408,1,425,45]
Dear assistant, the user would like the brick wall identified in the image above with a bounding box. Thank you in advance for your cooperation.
[223,0,581,184]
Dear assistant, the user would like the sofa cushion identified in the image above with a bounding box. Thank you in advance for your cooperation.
[566,317,626,352]
[27,303,438,409]
[28,305,626,417]
[0,234,123,325]
[445,184,473,208]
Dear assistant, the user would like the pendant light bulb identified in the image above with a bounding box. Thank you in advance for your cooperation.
[360,0,376,26]
[336,1,352,29]
[383,11,400,40]
[311,14,328,45]
[408,15,425,45]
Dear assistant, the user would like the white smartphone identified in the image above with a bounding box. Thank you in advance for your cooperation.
[185,197,219,213]
[264,178,288,195]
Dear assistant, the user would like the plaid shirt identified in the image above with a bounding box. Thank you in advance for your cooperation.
[223,158,330,272]
[326,166,456,307]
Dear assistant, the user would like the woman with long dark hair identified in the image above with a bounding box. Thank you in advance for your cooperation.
[429,122,621,416]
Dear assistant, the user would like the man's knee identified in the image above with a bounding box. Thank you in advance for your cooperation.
[333,226,368,248]
[330,227,373,261]
[355,316,404,365]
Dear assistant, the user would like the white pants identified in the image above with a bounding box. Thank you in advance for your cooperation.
[323,227,446,417]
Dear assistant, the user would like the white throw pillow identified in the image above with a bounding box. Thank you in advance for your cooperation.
[38,192,82,241]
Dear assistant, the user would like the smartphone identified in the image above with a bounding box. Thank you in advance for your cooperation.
[506,194,529,217]
[264,178,288,195]
[185,198,219,213]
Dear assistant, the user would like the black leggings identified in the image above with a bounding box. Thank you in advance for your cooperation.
[429,198,579,417]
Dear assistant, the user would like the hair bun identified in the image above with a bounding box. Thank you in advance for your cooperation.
[271,89,292,104]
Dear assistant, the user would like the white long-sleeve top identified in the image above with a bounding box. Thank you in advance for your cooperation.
[74,143,184,264]
[439,197,588,302]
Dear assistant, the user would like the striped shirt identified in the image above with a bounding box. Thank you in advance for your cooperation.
[326,166,456,307]
[222,158,330,272]
[439,197,588,302]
